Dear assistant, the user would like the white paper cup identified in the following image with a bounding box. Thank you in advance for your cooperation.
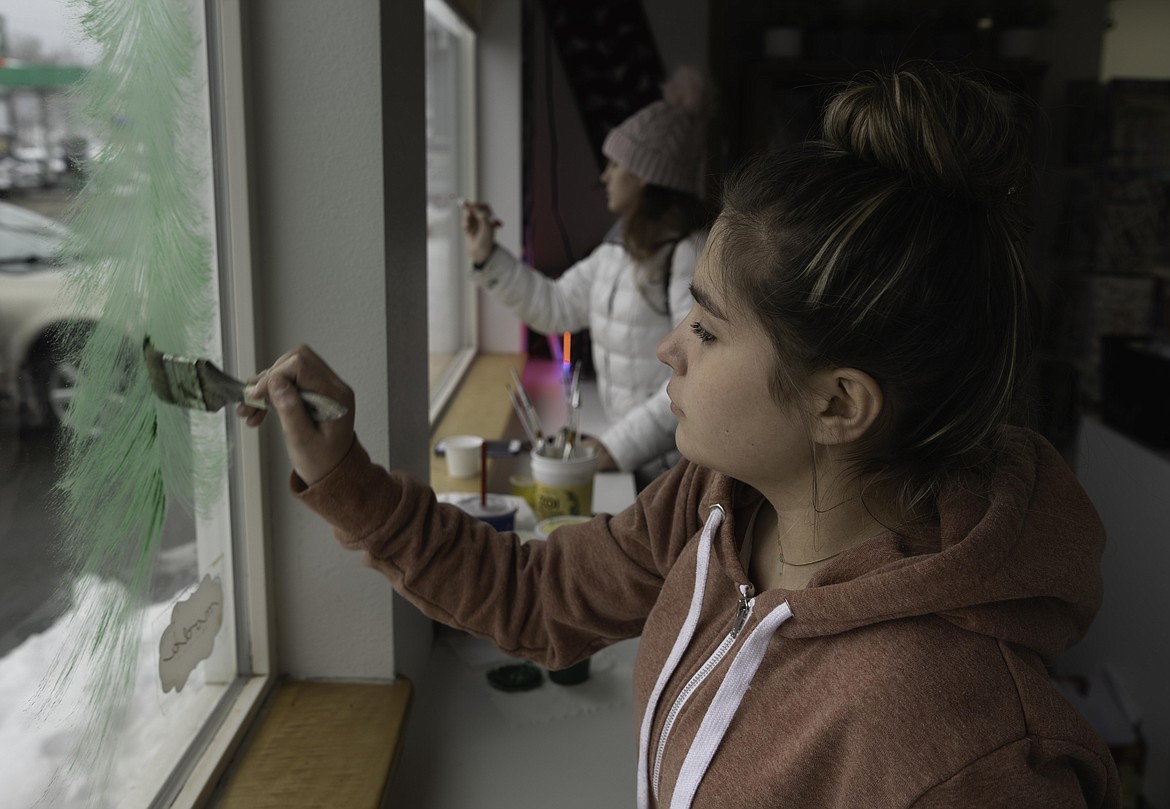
[530,447,597,519]
[444,435,484,478]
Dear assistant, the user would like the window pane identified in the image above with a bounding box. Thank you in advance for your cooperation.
[426,0,476,416]
[0,1,243,806]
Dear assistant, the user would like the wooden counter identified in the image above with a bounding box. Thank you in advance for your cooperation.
[213,678,412,809]
[430,355,638,514]
[429,353,528,494]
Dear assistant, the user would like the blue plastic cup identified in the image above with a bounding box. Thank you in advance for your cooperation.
[454,494,517,531]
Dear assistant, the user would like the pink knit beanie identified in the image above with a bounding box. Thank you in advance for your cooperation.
[601,66,712,198]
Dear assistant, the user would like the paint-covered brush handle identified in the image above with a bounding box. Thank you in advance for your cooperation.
[241,387,348,422]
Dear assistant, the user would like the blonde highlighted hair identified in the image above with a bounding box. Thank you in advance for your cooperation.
[714,63,1039,519]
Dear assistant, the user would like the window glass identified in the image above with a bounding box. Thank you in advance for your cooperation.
[0,1,245,806]
[425,0,477,420]
[0,201,69,264]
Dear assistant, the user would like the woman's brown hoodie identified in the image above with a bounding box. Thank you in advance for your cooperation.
[296,426,1121,807]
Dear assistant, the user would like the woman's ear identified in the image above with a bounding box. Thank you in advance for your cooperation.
[807,368,883,446]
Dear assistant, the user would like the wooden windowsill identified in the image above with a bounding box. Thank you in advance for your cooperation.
[430,352,528,494]
[212,678,412,808]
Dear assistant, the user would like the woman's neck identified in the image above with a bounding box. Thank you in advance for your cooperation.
[746,477,892,592]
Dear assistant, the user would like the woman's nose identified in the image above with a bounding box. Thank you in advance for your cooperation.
[657,323,684,372]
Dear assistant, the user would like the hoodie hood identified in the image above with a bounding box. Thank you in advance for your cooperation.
[713,427,1105,664]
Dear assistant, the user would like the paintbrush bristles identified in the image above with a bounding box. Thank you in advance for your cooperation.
[142,338,348,421]
[143,339,220,411]
[194,358,249,411]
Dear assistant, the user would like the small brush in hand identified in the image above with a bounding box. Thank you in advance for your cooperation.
[142,338,347,421]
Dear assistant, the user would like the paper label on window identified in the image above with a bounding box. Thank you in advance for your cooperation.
[159,574,224,693]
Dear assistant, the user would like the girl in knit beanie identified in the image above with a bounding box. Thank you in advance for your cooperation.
[463,65,714,489]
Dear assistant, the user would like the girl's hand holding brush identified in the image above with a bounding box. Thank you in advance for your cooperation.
[238,345,356,486]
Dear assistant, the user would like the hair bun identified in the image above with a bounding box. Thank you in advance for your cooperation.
[822,64,1028,204]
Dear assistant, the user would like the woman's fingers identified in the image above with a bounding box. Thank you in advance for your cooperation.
[237,345,357,486]
[462,201,502,233]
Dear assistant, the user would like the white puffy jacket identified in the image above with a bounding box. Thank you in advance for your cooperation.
[472,225,705,477]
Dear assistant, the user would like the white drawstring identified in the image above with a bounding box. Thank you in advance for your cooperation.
[636,505,723,809]
[669,601,794,809]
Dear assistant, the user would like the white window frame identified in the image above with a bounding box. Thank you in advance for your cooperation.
[166,2,275,804]
[426,0,479,424]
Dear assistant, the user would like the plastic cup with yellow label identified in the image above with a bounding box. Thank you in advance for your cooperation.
[530,446,597,520]
[509,474,537,510]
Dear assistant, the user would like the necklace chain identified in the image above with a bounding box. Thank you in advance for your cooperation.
[777,546,848,569]
[776,524,849,573]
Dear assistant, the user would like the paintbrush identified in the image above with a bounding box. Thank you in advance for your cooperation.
[509,369,546,452]
[142,338,347,421]
[562,363,581,460]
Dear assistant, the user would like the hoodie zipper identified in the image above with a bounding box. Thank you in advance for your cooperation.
[651,583,756,802]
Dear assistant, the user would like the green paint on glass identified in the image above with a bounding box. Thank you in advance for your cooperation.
[32,0,227,802]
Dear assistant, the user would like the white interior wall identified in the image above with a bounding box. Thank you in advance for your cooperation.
[243,0,431,682]
[476,0,524,354]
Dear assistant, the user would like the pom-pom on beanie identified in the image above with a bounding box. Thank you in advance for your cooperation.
[602,65,712,198]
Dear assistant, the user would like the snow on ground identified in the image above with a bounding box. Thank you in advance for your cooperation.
[1,572,220,809]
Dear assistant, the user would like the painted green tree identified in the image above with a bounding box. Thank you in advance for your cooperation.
[36,0,226,802]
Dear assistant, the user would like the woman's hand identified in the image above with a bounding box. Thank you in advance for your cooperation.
[582,437,617,472]
[461,201,502,264]
[237,345,356,486]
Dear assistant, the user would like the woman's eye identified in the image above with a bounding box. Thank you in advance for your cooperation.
[689,321,715,343]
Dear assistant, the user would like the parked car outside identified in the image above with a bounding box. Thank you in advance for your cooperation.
[0,156,45,192]
[12,145,68,189]
[0,199,100,428]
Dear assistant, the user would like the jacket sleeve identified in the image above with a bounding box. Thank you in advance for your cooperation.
[470,244,595,335]
[293,437,706,669]
[598,232,703,471]
[908,737,1121,809]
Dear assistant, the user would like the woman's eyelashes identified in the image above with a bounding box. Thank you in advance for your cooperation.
[690,321,716,343]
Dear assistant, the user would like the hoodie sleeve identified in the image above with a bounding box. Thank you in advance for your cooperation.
[470,244,594,335]
[908,738,1120,809]
[597,231,703,471]
[292,437,707,669]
